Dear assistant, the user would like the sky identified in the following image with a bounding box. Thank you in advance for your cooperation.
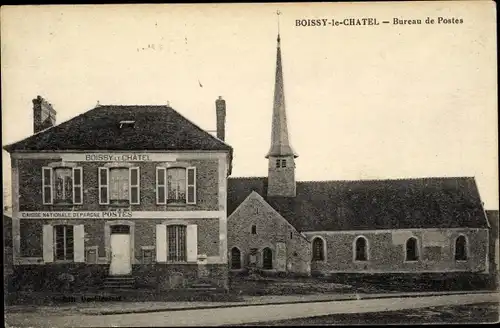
[1,2,498,209]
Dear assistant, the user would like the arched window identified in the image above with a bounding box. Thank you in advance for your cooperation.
[262,247,273,269]
[354,236,368,261]
[312,237,324,261]
[251,225,257,234]
[405,237,419,261]
[455,235,468,261]
[231,247,241,269]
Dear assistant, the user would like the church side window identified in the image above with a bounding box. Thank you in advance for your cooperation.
[231,247,241,269]
[455,235,468,261]
[262,247,273,269]
[354,236,368,261]
[405,237,419,261]
[312,237,325,261]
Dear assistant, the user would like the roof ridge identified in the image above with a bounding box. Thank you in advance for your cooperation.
[3,105,102,152]
[166,104,234,150]
[297,176,475,183]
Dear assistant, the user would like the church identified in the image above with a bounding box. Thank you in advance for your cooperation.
[226,33,492,279]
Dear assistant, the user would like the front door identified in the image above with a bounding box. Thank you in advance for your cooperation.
[109,231,132,276]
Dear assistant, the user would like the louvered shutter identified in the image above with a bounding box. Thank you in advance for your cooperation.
[43,225,54,263]
[73,225,85,262]
[156,224,167,262]
[186,224,198,262]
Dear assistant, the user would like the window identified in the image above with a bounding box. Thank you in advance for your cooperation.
[156,167,196,205]
[251,225,257,234]
[119,120,136,129]
[54,225,74,261]
[167,225,187,262]
[231,247,241,269]
[99,167,140,205]
[354,236,368,261]
[275,159,287,168]
[405,237,419,261]
[455,235,468,261]
[262,247,273,269]
[290,231,293,239]
[312,237,325,261]
[42,167,83,205]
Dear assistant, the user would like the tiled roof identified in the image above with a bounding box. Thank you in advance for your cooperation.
[227,177,489,231]
[3,105,233,153]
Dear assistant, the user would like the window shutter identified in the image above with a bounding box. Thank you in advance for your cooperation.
[43,225,54,263]
[156,224,167,262]
[42,167,53,205]
[73,225,85,262]
[130,167,140,204]
[156,167,166,204]
[72,167,83,204]
[186,224,198,262]
[186,167,196,204]
[98,167,109,204]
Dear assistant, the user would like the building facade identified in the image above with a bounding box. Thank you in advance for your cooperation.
[4,97,233,291]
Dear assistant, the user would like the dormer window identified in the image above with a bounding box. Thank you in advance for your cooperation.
[119,120,136,129]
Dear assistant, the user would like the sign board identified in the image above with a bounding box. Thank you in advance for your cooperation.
[18,210,223,219]
[20,211,133,219]
[61,153,178,162]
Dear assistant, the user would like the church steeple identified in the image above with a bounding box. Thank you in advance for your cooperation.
[266,27,298,198]
[265,33,298,159]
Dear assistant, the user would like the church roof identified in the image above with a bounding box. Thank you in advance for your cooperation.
[3,105,233,154]
[227,176,489,231]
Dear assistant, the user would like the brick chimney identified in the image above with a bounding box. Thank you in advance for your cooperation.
[215,96,226,141]
[33,95,57,134]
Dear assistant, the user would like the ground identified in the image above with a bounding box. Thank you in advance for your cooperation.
[5,292,498,327]
[236,302,499,325]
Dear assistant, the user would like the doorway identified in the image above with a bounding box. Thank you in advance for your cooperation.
[109,225,132,276]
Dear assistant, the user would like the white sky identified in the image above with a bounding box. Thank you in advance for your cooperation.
[1,3,498,209]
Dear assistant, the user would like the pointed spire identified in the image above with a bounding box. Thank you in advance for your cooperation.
[265,31,298,159]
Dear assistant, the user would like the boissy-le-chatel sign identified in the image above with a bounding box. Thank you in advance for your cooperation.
[70,153,153,162]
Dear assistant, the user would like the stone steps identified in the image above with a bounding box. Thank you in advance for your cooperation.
[103,276,136,290]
